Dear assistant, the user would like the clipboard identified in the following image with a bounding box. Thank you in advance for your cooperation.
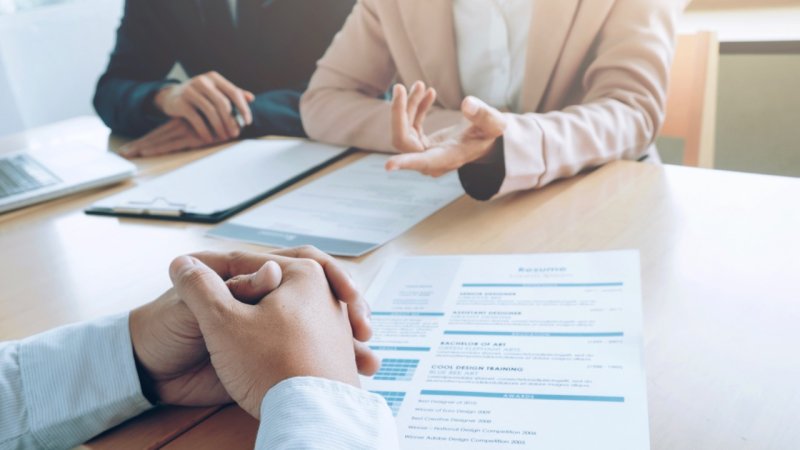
[85,139,351,223]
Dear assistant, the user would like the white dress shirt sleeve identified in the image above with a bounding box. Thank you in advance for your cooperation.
[256,377,399,450]
[0,313,152,450]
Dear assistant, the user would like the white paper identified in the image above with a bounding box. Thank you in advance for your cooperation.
[209,154,465,256]
[362,251,650,449]
[89,139,349,216]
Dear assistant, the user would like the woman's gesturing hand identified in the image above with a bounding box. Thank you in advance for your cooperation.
[387,81,507,177]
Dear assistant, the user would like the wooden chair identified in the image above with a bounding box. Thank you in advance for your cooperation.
[661,32,720,168]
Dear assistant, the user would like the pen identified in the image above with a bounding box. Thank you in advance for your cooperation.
[231,103,246,129]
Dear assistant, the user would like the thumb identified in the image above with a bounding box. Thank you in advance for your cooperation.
[169,256,239,327]
[354,339,381,376]
[226,260,283,304]
[461,96,506,137]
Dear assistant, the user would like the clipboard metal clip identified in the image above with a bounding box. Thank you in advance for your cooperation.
[112,197,188,217]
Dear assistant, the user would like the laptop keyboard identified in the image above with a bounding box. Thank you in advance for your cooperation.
[0,154,61,199]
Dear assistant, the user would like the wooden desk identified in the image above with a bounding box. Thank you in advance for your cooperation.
[2,117,799,449]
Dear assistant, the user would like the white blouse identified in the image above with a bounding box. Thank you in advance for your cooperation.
[453,0,534,113]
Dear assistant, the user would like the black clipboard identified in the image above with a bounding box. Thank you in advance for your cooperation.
[85,140,353,223]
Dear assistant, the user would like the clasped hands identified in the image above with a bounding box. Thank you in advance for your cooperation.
[129,246,377,418]
[386,81,508,177]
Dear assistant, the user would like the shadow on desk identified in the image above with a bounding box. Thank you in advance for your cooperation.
[80,405,228,450]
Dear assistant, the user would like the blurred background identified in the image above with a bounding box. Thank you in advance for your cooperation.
[0,0,798,177]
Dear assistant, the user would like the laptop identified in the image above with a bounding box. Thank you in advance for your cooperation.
[0,142,135,214]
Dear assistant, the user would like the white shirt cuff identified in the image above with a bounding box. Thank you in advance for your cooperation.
[17,312,152,448]
[256,376,398,450]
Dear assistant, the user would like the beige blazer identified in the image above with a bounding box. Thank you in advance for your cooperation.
[301,0,682,199]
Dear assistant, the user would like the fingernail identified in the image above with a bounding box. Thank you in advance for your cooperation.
[254,260,276,283]
[170,255,197,279]
[463,97,479,116]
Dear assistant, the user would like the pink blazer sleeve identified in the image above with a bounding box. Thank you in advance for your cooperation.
[487,0,679,197]
[300,0,462,153]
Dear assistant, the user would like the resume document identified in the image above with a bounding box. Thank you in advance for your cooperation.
[361,251,650,449]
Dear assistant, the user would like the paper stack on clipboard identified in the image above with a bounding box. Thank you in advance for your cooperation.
[85,139,349,223]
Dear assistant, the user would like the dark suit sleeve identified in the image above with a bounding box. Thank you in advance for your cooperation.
[457,138,507,201]
[241,89,307,139]
[93,0,178,137]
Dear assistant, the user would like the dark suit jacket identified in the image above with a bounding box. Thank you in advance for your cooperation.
[93,0,355,138]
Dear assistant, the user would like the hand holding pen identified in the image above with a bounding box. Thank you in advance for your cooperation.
[121,73,253,158]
